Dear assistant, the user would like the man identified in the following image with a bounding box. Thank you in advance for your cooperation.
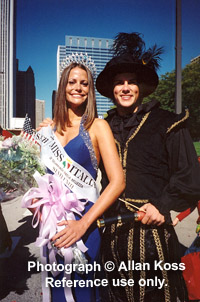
[96,32,200,302]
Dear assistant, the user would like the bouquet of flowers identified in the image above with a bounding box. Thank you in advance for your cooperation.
[0,134,46,202]
[21,171,89,301]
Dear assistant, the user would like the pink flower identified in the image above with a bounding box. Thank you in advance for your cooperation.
[2,137,15,149]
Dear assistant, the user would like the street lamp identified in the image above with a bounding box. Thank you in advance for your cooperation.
[175,0,182,114]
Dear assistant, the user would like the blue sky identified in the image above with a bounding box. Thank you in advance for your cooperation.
[16,0,200,119]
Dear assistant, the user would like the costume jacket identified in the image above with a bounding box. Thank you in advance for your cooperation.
[100,100,200,302]
[101,100,200,222]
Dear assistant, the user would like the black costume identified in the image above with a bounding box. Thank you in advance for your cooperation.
[100,100,200,302]
[96,32,200,302]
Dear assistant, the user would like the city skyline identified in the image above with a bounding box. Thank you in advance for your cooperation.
[16,0,200,118]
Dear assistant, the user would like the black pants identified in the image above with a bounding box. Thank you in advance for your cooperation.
[0,205,12,254]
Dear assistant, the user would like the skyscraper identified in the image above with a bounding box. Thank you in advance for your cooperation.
[57,35,113,116]
[16,63,36,128]
[0,0,16,128]
[36,99,45,128]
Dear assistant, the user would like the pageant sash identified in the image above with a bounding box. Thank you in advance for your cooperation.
[34,126,99,203]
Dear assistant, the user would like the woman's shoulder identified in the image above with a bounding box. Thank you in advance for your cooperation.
[89,118,111,138]
[92,118,109,128]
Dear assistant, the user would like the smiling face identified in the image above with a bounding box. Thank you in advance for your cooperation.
[65,66,89,109]
[113,73,141,114]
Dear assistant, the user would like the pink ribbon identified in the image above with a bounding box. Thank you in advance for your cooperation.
[21,171,88,302]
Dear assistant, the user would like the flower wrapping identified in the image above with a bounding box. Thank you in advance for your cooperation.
[21,171,88,268]
[21,171,89,301]
[0,134,45,202]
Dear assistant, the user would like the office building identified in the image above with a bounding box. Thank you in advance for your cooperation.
[190,55,200,65]
[0,0,16,128]
[52,90,57,118]
[57,35,113,116]
[16,62,36,128]
[35,99,45,128]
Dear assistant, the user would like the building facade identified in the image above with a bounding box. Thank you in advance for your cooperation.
[190,55,200,65]
[35,99,45,128]
[57,35,113,117]
[52,90,56,118]
[0,0,16,128]
[16,62,36,128]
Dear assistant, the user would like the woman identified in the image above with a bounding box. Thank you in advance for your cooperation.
[95,33,200,302]
[35,56,125,302]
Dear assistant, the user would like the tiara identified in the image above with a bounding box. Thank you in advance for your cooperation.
[60,52,97,78]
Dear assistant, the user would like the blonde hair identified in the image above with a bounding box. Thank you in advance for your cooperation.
[53,63,97,135]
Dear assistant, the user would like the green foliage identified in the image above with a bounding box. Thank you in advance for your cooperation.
[0,136,46,194]
[144,61,200,140]
[194,142,200,156]
[182,63,200,140]
[144,71,176,112]
[103,104,116,119]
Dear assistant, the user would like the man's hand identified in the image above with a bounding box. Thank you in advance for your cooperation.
[139,203,165,226]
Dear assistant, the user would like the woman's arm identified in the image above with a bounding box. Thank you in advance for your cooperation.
[172,207,194,226]
[173,200,200,226]
[82,119,125,224]
[52,119,125,248]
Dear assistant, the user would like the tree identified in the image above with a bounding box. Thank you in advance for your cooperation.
[182,63,200,140]
[144,61,200,140]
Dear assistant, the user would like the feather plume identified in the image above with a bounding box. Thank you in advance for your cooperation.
[112,32,164,70]
[112,32,145,58]
[142,44,164,70]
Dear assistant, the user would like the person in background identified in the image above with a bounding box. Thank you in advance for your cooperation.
[0,125,12,255]
[173,200,200,227]
[173,160,200,227]
[95,32,200,302]
[0,205,12,254]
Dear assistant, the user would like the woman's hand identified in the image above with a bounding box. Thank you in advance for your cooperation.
[139,203,165,226]
[36,118,54,131]
[51,219,88,249]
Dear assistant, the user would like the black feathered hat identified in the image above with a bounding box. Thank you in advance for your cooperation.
[96,32,163,98]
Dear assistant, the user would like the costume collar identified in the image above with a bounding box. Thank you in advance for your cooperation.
[106,100,159,132]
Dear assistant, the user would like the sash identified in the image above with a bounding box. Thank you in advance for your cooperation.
[34,126,99,203]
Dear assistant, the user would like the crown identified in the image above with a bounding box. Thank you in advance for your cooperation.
[59,52,97,78]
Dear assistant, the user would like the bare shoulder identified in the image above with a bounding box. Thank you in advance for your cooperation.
[89,118,112,146]
[89,118,114,146]
[91,118,110,131]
